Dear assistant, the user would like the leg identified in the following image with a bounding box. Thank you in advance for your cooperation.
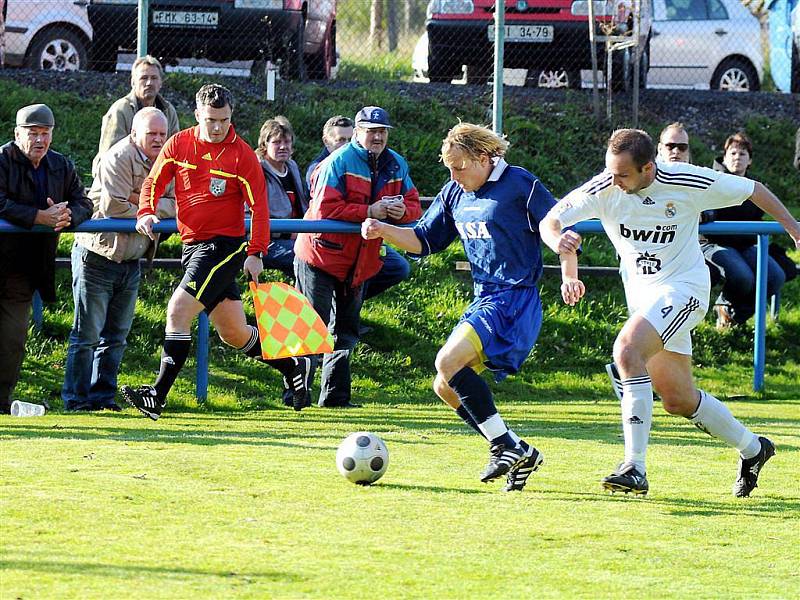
[0,273,34,412]
[262,239,296,278]
[735,247,786,323]
[318,278,363,407]
[362,246,411,301]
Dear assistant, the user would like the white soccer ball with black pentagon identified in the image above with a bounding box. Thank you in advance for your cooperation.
[336,432,389,485]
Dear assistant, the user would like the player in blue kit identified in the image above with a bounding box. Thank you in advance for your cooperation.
[362,123,585,491]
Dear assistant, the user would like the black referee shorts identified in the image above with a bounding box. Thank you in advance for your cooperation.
[179,236,248,313]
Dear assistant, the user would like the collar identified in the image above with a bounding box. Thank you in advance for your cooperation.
[262,159,288,177]
[486,157,508,182]
[12,142,49,169]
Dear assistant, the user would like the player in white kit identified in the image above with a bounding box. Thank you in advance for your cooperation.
[540,129,800,497]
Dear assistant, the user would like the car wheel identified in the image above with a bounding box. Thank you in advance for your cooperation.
[711,57,759,92]
[281,20,307,81]
[24,26,87,71]
[533,69,579,89]
[308,26,335,80]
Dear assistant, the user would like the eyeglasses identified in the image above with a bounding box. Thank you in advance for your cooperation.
[664,142,689,152]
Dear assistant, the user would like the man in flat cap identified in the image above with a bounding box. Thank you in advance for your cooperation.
[0,103,92,413]
[294,106,421,408]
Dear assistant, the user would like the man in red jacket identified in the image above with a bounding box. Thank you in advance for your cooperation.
[122,84,311,419]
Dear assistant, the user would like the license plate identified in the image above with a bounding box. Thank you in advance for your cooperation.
[487,24,554,42]
[152,10,219,28]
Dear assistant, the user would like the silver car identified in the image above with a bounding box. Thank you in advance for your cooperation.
[4,0,93,71]
[648,0,763,91]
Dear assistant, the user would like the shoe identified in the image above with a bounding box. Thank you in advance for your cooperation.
[715,304,734,330]
[601,462,649,495]
[479,443,528,483]
[100,401,123,412]
[287,357,312,412]
[605,362,623,401]
[121,385,164,421]
[502,447,544,492]
[358,324,373,336]
[733,436,775,498]
[321,401,362,409]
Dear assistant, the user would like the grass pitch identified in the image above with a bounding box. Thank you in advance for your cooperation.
[2,397,798,599]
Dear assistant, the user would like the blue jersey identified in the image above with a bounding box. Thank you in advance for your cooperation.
[412,159,557,297]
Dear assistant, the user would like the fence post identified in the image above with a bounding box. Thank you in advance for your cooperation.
[753,234,769,392]
[137,0,149,58]
[492,0,505,134]
[196,311,209,401]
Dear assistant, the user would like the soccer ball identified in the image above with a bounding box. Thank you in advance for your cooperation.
[336,432,389,485]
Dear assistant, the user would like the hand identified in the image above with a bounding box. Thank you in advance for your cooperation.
[557,231,581,255]
[368,202,388,220]
[361,218,384,240]
[34,198,71,231]
[386,201,406,221]
[560,277,585,306]
[243,254,264,282]
[135,214,160,241]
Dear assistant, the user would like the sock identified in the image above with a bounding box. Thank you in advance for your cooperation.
[153,332,191,400]
[621,375,653,473]
[239,325,298,379]
[689,390,760,458]
[448,367,514,447]
[455,404,485,438]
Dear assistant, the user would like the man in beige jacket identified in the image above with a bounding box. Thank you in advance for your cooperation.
[62,108,175,411]
[92,55,180,176]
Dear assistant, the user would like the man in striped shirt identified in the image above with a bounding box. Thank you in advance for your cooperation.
[540,128,800,497]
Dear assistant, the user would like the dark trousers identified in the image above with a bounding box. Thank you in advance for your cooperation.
[0,273,34,409]
[294,257,363,407]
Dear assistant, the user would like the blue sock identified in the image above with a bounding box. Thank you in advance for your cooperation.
[455,404,485,438]
[448,367,514,447]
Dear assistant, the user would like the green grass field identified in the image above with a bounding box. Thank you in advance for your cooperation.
[2,398,798,599]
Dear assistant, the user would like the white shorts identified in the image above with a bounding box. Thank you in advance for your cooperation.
[627,284,709,356]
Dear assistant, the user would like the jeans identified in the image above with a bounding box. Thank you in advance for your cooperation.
[702,242,786,324]
[294,257,363,407]
[362,245,411,301]
[62,244,141,409]
[0,273,34,409]
[263,238,296,277]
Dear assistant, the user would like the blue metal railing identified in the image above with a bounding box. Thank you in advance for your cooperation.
[1,218,790,394]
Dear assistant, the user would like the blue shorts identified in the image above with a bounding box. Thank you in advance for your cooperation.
[456,285,542,381]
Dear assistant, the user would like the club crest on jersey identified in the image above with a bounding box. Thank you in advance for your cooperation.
[636,251,661,275]
[456,221,491,240]
[665,202,677,218]
[209,177,226,197]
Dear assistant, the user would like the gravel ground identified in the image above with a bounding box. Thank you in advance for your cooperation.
[3,68,798,146]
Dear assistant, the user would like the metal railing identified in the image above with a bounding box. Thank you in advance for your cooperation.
[0,217,790,395]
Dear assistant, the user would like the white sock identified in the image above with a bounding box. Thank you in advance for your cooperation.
[477,413,508,440]
[621,376,653,472]
[690,390,760,458]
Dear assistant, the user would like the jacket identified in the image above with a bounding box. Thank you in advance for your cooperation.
[703,158,762,249]
[93,90,181,176]
[139,125,269,256]
[294,139,421,287]
[261,158,309,226]
[0,142,92,301]
[77,136,175,263]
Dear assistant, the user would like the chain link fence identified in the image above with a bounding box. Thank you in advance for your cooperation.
[1,0,796,91]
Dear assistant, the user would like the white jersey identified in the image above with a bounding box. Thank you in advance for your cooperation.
[554,161,754,299]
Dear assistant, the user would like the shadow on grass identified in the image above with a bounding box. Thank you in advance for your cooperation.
[0,555,303,583]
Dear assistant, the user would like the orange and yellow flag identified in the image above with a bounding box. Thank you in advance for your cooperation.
[249,282,334,359]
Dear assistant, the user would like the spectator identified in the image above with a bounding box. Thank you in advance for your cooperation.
[256,115,309,277]
[701,132,786,329]
[0,104,92,413]
[657,122,691,164]
[307,114,412,304]
[363,122,578,492]
[61,108,176,412]
[121,84,311,419]
[294,106,421,408]
[93,55,180,175]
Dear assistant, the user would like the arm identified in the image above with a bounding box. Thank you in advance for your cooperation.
[241,149,269,282]
[750,182,800,249]
[540,210,585,306]
[361,218,423,254]
[137,136,178,239]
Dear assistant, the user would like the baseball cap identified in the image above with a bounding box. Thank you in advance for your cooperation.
[354,106,393,129]
[16,104,55,128]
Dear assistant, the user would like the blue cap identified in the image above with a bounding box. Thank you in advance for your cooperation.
[354,106,393,129]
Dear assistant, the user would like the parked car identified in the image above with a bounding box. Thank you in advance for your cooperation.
[3,0,93,71]
[86,0,336,79]
[648,0,763,91]
[423,0,652,90]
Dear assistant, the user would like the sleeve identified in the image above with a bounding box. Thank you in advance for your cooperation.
[396,165,421,223]
[409,188,458,257]
[240,147,270,255]
[313,157,371,222]
[63,160,93,227]
[157,182,177,219]
[525,177,558,230]
[138,135,178,218]
[97,104,130,157]
[698,170,755,212]
[551,189,602,228]
[98,150,138,219]
[167,104,181,139]
[0,160,38,228]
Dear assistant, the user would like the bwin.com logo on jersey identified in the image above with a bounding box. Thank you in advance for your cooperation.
[636,251,662,275]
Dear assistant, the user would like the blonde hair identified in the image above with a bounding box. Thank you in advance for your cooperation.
[440,122,509,166]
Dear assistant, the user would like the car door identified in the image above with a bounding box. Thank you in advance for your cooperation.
[649,0,727,87]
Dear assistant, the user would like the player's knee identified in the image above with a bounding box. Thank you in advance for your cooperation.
[612,340,641,374]
[434,348,458,381]
[216,323,246,348]
[658,388,695,417]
